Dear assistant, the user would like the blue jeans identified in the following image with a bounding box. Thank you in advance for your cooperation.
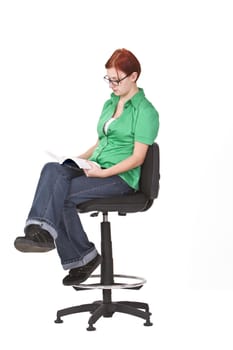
[26,162,134,270]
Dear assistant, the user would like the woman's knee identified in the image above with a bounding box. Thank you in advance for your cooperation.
[41,162,62,175]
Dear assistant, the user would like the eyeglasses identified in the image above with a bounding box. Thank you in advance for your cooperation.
[103,73,131,86]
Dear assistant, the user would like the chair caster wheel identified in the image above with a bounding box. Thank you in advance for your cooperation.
[87,324,96,331]
[144,320,153,326]
[54,318,63,324]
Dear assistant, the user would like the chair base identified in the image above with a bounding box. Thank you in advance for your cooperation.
[55,213,153,330]
[55,299,153,331]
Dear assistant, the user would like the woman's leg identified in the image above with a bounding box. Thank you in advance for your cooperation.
[55,174,133,274]
[14,162,83,252]
[25,162,83,238]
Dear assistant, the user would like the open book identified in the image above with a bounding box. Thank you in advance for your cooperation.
[46,151,92,169]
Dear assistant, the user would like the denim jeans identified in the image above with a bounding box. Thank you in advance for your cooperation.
[26,162,134,270]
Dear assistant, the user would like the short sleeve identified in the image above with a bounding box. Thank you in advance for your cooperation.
[134,103,159,145]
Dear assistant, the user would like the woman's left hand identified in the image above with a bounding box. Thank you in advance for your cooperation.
[84,161,106,178]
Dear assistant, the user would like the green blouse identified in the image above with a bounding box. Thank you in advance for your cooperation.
[89,88,159,190]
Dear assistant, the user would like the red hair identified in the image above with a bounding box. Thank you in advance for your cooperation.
[105,48,141,81]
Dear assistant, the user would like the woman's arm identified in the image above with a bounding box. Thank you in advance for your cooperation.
[85,142,149,178]
[78,140,99,159]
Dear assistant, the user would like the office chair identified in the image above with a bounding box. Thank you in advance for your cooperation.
[55,143,160,330]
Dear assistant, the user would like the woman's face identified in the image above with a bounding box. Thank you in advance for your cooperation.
[105,68,136,96]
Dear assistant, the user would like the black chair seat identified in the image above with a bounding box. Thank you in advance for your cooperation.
[77,192,152,214]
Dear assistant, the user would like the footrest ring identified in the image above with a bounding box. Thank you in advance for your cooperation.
[72,274,147,289]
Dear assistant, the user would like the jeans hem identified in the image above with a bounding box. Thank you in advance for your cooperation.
[62,248,98,270]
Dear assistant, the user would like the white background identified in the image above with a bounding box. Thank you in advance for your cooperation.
[1,0,233,349]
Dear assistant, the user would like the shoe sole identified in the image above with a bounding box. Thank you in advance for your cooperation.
[14,238,55,253]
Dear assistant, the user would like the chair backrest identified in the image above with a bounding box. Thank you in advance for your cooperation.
[139,143,160,200]
[77,142,160,214]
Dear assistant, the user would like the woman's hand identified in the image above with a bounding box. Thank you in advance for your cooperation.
[84,161,106,178]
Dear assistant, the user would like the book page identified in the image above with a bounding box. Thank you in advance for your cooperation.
[45,151,92,169]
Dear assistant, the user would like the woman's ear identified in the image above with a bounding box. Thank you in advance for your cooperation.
[131,72,138,82]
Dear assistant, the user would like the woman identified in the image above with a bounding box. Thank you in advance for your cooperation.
[14,48,159,285]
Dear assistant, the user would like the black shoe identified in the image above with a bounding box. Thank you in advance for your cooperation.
[14,224,55,253]
[63,254,101,286]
